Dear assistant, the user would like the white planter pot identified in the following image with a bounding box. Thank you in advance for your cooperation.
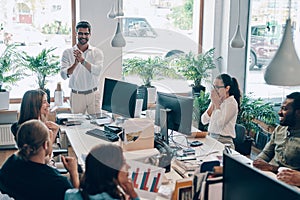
[0,91,9,110]
[147,87,157,104]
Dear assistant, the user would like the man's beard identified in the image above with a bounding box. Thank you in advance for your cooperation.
[78,38,88,45]
[280,112,296,127]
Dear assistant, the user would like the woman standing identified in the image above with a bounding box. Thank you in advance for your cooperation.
[201,73,241,149]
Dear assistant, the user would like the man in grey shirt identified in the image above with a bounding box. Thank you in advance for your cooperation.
[253,92,300,173]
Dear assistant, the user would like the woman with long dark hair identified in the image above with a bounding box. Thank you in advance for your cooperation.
[201,73,241,149]
[65,144,139,200]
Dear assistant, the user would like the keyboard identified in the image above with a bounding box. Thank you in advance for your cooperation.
[86,128,119,142]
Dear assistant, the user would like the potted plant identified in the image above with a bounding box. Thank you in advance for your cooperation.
[122,56,180,103]
[24,47,60,103]
[0,44,26,109]
[237,94,277,149]
[173,48,221,96]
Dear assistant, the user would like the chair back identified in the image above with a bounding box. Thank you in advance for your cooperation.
[234,124,246,144]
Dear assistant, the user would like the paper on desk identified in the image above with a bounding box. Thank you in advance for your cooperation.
[127,160,165,193]
[56,113,86,120]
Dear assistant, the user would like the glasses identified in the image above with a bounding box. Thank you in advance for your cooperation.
[77,32,90,36]
[213,85,225,89]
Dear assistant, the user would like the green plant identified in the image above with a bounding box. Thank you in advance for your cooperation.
[174,48,220,88]
[0,44,26,91]
[25,47,60,90]
[122,56,180,87]
[237,94,277,134]
[193,90,210,131]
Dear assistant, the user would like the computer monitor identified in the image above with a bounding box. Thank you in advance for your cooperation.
[155,92,194,144]
[222,152,300,200]
[102,78,138,118]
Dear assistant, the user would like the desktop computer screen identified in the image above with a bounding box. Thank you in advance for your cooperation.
[155,92,194,144]
[222,152,300,200]
[102,78,138,118]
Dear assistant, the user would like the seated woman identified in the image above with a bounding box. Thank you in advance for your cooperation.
[11,89,61,145]
[64,144,139,200]
[0,120,79,200]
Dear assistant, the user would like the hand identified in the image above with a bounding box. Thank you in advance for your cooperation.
[253,159,278,172]
[210,89,222,108]
[73,49,84,63]
[118,177,138,199]
[277,169,300,187]
[45,121,60,140]
[61,156,78,174]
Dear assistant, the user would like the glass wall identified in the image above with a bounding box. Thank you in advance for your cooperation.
[122,0,199,94]
[0,0,71,99]
[247,0,300,102]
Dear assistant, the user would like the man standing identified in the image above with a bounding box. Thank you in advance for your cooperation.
[61,21,104,114]
[253,92,300,173]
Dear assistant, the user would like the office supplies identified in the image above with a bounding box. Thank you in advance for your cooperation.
[190,141,203,147]
[86,128,119,142]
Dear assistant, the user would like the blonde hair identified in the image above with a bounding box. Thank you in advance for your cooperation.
[17,119,49,161]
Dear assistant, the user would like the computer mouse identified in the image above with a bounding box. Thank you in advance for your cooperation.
[190,141,203,147]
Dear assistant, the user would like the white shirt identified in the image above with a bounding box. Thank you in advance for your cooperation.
[60,44,104,91]
[201,95,238,138]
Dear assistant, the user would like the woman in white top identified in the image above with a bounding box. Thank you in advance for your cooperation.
[201,73,241,149]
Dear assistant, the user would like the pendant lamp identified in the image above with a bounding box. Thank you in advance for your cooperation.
[109,0,126,47]
[264,0,300,86]
[111,19,126,47]
[230,0,245,48]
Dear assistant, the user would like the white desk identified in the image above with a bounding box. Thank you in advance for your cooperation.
[62,116,249,200]
[62,117,159,166]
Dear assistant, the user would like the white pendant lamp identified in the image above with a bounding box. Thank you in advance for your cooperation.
[230,0,245,48]
[111,19,126,47]
[109,0,126,47]
[264,0,300,86]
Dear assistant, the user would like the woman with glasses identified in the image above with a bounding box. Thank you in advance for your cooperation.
[64,144,139,200]
[201,73,241,149]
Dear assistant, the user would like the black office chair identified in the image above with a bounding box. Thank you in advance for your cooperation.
[233,124,253,156]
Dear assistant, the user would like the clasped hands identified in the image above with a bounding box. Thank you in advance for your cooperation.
[210,88,223,108]
[73,49,84,64]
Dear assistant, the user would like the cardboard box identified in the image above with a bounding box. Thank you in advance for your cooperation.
[122,118,154,151]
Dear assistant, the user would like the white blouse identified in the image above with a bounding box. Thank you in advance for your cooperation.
[201,95,238,138]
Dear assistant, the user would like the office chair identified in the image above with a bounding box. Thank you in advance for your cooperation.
[233,124,253,156]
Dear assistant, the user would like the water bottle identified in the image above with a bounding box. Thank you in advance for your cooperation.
[54,82,63,106]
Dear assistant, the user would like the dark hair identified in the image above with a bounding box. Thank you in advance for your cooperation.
[216,73,241,111]
[17,119,49,161]
[286,92,300,110]
[18,89,46,125]
[76,21,91,33]
[80,144,124,200]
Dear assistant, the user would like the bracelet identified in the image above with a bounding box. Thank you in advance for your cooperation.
[81,59,86,65]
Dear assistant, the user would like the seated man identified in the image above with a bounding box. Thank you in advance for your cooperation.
[0,120,79,200]
[253,92,300,173]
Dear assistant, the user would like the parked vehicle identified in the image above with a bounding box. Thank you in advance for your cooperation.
[4,23,46,46]
[121,16,198,58]
[249,24,282,70]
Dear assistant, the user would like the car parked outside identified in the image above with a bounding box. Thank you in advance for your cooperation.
[121,16,198,58]
[4,23,46,46]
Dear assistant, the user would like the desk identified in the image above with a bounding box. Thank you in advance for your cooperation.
[62,117,159,167]
[62,116,237,199]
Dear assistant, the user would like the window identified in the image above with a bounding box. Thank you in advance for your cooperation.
[247,0,300,102]
[122,0,198,94]
[0,0,72,99]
